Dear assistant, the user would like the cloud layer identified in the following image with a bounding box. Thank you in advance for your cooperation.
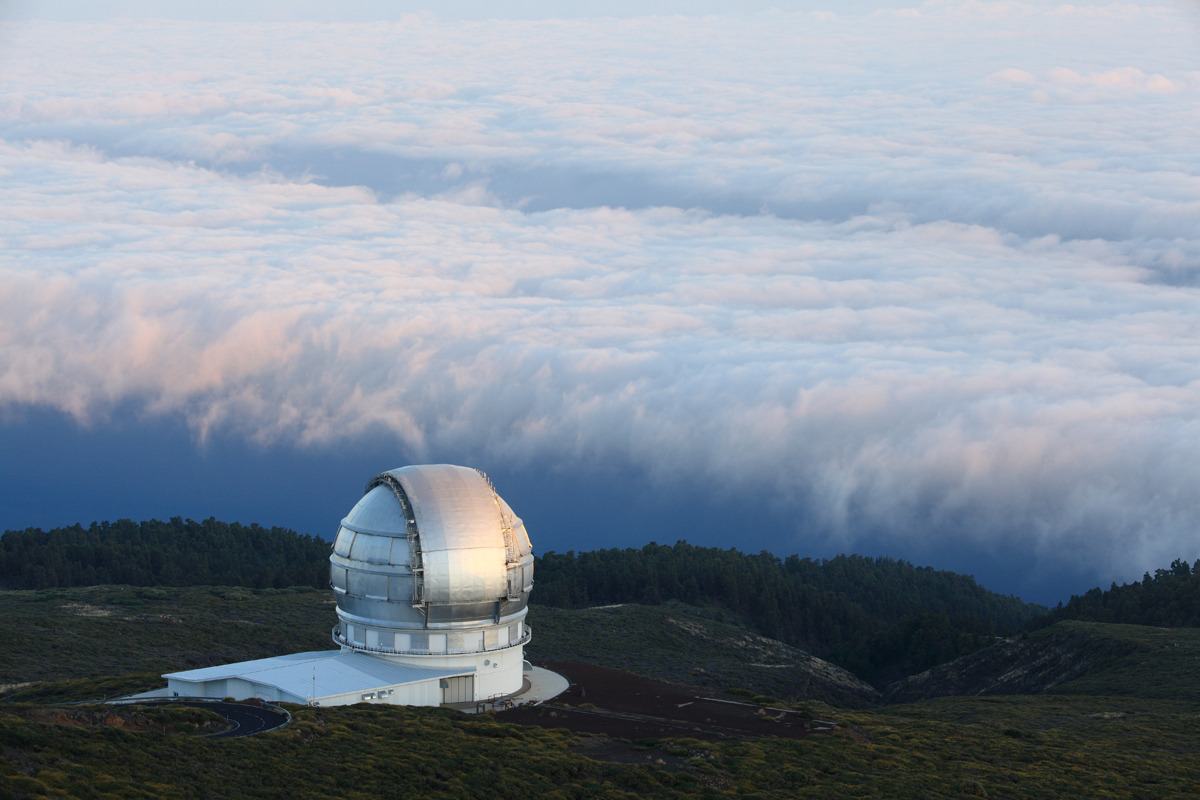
[3,2,1200,590]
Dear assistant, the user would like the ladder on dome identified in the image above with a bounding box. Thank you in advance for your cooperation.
[408,524,425,606]
[371,473,425,607]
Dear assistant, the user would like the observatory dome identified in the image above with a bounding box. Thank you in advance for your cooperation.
[329,465,533,701]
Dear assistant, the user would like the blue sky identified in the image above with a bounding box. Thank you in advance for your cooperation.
[2,1,1199,605]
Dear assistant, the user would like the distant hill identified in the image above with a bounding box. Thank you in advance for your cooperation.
[536,543,1044,684]
[0,523,1045,685]
[885,620,1200,704]
[0,518,329,590]
[1030,558,1200,629]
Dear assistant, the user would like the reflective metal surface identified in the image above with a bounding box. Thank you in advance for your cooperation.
[329,464,534,650]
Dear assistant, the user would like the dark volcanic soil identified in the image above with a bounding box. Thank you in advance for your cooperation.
[496,661,830,742]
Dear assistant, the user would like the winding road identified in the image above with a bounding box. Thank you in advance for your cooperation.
[173,700,290,738]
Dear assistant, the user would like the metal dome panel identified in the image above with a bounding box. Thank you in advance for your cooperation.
[387,464,508,606]
[331,463,534,657]
[341,485,408,537]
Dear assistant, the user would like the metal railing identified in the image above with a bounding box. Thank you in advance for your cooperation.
[331,623,531,656]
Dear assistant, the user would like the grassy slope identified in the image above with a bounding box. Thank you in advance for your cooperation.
[3,588,1200,798]
[886,620,1200,705]
[2,694,1198,798]
[527,601,879,707]
[1,588,875,705]
[1049,621,1200,701]
[856,695,1200,799]
[0,586,333,690]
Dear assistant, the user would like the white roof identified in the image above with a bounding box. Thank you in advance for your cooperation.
[164,651,471,701]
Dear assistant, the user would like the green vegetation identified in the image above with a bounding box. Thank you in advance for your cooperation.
[1,522,1048,685]
[855,694,1200,799]
[527,601,878,707]
[1034,621,1200,702]
[0,518,329,590]
[0,587,868,705]
[0,585,333,688]
[2,576,1200,797]
[0,702,691,799]
[2,691,1198,798]
[1033,558,1200,629]
[886,617,1200,706]
[536,543,1043,683]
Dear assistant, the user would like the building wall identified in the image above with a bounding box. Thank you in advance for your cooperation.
[223,678,255,699]
[378,641,524,702]
[312,678,443,707]
[166,677,213,698]
[166,674,444,707]
[166,677,302,704]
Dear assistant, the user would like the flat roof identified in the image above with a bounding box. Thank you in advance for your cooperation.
[164,650,472,701]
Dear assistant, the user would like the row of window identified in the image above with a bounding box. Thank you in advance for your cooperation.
[341,621,525,654]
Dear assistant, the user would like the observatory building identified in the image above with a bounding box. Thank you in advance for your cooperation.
[329,464,535,701]
[163,464,536,707]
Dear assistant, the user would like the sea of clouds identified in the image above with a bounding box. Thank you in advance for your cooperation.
[2,1,1199,589]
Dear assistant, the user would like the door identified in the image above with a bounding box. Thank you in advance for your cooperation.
[440,675,474,704]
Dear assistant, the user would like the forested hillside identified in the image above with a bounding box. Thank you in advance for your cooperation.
[1031,558,1200,629]
[2,521,1048,684]
[535,543,1043,683]
[0,518,329,590]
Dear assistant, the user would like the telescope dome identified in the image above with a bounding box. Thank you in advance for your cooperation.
[163,464,540,709]
[330,465,533,696]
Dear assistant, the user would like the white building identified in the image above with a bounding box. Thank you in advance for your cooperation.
[164,464,535,707]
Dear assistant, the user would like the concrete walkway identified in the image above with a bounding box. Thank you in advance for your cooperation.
[520,666,571,705]
[450,665,570,714]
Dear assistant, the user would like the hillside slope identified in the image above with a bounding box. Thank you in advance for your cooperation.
[5,692,1200,799]
[5,590,1200,797]
[0,585,335,687]
[885,621,1200,704]
[2,524,1046,686]
[528,601,880,708]
[0,587,876,707]
[536,543,1044,683]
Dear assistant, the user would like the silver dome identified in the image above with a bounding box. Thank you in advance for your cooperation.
[330,465,533,654]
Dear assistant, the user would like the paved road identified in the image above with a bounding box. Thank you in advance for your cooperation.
[174,701,290,738]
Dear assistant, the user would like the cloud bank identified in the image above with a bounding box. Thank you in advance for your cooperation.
[2,2,1199,590]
